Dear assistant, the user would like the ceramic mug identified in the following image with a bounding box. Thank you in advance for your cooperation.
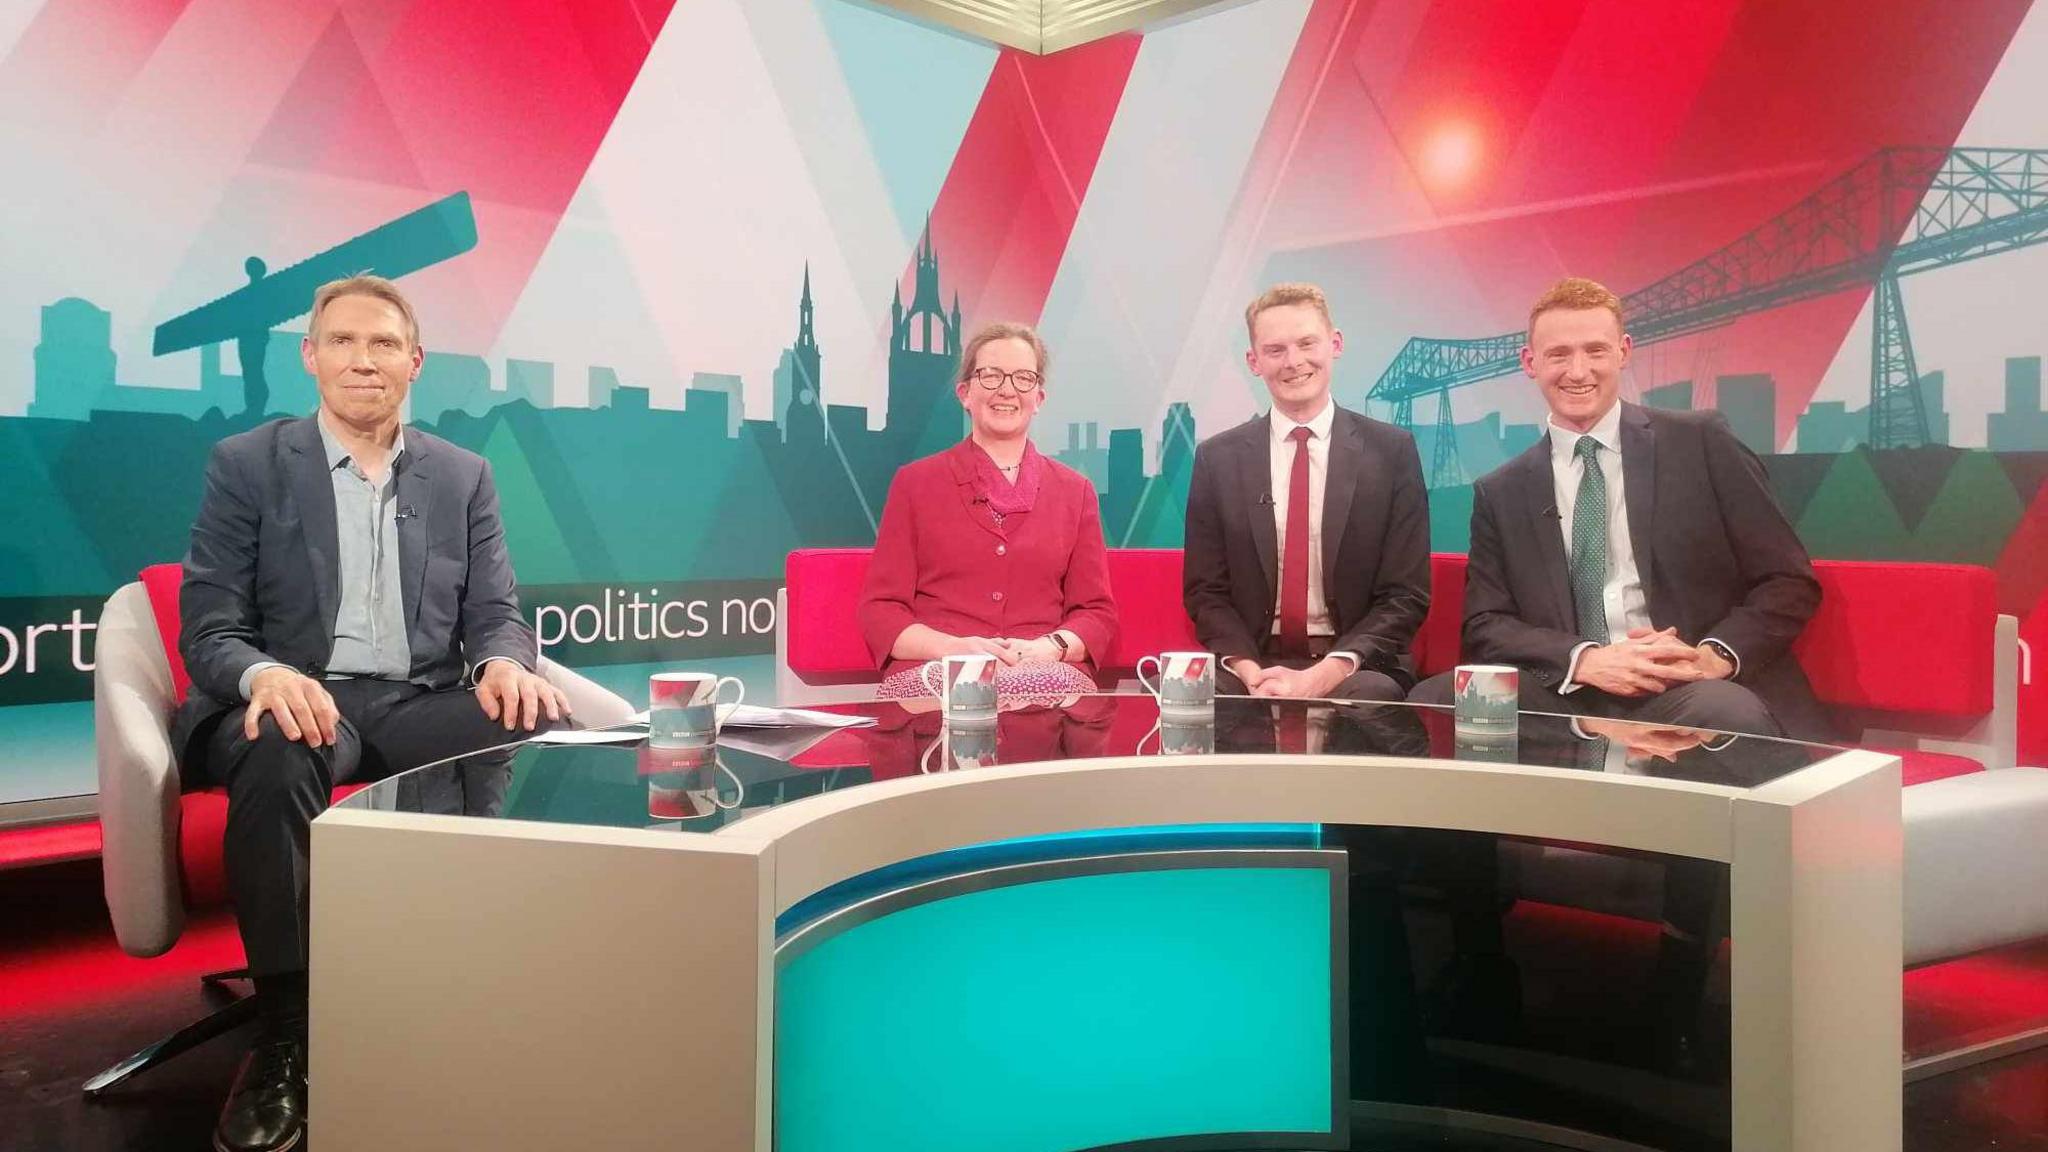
[1452,664,1518,733]
[1136,651,1216,716]
[649,671,745,747]
[919,652,1000,722]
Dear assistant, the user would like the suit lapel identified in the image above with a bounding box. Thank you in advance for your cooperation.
[1320,410,1361,592]
[285,418,340,649]
[1618,403,1657,610]
[1241,427,1278,596]
[1527,439,1577,629]
[395,436,433,631]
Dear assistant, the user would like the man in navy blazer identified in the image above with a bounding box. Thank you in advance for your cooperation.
[1415,277,1827,741]
[1183,283,1431,701]
[176,275,567,1152]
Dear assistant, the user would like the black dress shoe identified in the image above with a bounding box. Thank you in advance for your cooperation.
[215,1034,306,1152]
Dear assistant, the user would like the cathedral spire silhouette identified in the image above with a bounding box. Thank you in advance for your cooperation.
[888,212,963,459]
[797,261,816,351]
[786,261,823,440]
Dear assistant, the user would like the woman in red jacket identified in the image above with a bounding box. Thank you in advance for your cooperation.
[859,322,1119,698]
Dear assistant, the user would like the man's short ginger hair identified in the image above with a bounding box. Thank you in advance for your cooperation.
[1244,283,1334,344]
[309,274,421,348]
[1528,277,1625,338]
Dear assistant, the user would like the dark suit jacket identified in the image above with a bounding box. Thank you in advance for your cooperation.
[1182,405,1431,686]
[172,416,538,762]
[1463,402,1829,740]
[858,439,1119,676]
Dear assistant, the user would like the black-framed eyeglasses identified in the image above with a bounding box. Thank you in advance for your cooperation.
[967,367,1043,393]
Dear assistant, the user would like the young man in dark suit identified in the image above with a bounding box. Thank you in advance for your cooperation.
[1414,276,1827,740]
[1182,283,1431,702]
[176,276,569,1152]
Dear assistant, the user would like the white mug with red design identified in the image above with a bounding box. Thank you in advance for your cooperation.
[919,652,1000,722]
[1453,664,1519,734]
[648,671,745,748]
[1136,651,1216,718]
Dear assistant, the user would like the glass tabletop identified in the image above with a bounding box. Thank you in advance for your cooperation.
[330,694,1843,834]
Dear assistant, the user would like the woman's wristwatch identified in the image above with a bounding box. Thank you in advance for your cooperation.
[1047,631,1072,662]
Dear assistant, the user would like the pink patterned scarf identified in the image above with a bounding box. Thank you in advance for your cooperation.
[971,440,1044,522]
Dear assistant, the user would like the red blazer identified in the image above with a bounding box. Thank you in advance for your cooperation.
[859,440,1118,674]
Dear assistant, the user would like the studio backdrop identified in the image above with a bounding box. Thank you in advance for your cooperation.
[2,0,2045,806]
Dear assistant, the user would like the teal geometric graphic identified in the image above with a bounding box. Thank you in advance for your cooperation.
[0,421,111,597]
[813,1,995,242]
[1897,451,2025,566]
[1116,402,1197,547]
[1762,454,1837,525]
[1866,445,1961,533]
[479,417,581,581]
[1793,451,1916,558]
[1427,484,1476,556]
[0,703,95,806]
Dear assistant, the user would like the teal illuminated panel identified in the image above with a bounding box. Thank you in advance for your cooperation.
[776,863,1338,1151]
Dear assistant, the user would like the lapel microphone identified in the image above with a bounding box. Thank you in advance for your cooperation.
[1256,493,1276,507]
[396,505,419,521]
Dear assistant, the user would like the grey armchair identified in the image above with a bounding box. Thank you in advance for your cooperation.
[87,576,634,1094]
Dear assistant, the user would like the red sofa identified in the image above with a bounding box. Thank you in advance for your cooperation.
[779,548,2019,777]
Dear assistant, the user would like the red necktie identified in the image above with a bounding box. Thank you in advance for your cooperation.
[1278,425,1313,659]
[1277,703,1310,755]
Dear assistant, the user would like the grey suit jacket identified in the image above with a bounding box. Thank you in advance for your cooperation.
[172,416,537,762]
[1462,402,1831,740]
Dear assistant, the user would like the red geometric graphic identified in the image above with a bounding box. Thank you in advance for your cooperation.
[923,34,1145,327]
[249,15,430,192]
[0,0,197,130]
[2,0,682,353]
[1239,0,2032,430]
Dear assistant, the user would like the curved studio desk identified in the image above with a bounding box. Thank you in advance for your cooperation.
[311,695,1900,1152]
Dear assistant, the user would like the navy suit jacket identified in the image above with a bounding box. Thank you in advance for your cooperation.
[1181,405,1431,685]
[1462,402,1830,740]
[172,416,537,762]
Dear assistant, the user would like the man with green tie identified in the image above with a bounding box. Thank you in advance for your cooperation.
[1414,277,1828,740]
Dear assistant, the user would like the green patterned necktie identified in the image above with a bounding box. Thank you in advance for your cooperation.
[1569,435,1611,645]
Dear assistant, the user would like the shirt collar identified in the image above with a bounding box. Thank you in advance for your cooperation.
[315,412,406,473]
[1547,400,1622,465]
[1269,398,1336,444]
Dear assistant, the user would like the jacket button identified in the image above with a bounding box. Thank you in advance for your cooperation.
[992,591,1004,603]
[996,544,1006,556]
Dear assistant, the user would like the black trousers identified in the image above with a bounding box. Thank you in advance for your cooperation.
[193,679,554,976]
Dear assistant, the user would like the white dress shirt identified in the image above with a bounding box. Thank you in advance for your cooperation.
[1551,403,1736,691]
[1267,401,1357,670]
